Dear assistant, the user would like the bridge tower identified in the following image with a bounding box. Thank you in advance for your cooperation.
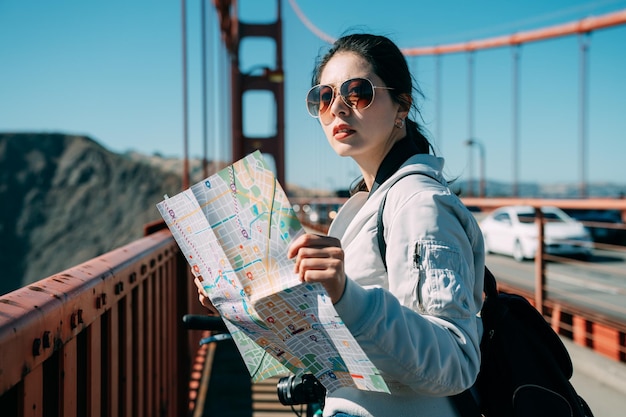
[215,0,285,185]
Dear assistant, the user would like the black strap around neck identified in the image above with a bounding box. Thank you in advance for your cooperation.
[368,135,421,197]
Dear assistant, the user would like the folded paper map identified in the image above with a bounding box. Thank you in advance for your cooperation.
[156,151,388,394]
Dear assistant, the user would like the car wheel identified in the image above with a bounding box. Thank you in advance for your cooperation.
[513,240,525,262]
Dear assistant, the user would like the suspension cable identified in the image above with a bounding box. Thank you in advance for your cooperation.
[286,1,626,56]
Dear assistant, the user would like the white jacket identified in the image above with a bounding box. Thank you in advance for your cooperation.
[323,154,485,417]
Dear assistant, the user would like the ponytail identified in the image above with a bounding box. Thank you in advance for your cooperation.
[406,119,432,155]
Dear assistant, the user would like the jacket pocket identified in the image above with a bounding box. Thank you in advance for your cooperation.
[418,240,473,319]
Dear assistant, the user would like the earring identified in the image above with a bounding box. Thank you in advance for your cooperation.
[395,118,405,129]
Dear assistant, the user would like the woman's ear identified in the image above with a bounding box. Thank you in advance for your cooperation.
[397,93,412,118]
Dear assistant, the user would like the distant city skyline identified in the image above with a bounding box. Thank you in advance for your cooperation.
[1,0,625,191]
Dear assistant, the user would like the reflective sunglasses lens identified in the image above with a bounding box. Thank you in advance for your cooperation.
[306,85,334,117]
[316,85,334,116]
[306,88,320,117]
[340,78,374,109]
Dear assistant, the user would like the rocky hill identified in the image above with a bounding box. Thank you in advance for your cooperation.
[0,133,182,295]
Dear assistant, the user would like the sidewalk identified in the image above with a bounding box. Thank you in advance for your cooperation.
[563,337,626,416]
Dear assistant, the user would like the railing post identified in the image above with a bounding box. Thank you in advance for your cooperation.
[534,207,546,315]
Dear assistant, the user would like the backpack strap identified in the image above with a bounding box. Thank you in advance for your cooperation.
[376,171,439,271]
[375,171,498,417]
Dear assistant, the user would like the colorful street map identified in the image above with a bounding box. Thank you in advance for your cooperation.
[156,151,388,394]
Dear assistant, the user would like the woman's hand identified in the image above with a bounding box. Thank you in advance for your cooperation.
[194,277,219,315]
[287,233,346,304]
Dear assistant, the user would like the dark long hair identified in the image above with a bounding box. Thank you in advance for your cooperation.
[311,33,434,193]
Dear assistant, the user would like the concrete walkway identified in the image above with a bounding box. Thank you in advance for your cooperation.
[564,337,626,417]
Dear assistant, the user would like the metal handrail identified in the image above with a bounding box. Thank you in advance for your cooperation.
[0,228,203,417]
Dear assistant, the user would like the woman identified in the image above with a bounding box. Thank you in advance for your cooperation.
[286,34,485,417]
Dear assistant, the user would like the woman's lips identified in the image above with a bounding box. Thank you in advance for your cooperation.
[333,124,355,140]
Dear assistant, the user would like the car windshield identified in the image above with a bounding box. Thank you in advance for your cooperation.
[518,211,565,224]
[517,213,534,223]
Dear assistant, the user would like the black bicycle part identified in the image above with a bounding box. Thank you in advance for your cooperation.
[182,314,228,332]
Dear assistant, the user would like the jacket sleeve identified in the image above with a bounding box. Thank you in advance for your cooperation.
[334,186,484,396]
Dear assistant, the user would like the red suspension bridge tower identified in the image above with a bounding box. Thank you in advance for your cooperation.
[214,0,286,185]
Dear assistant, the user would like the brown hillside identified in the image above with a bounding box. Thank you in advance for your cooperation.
[0,133,182,295]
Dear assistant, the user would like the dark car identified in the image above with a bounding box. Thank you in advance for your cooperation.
[562,209,625,245]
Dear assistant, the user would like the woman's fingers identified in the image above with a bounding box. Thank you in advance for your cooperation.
[194,277,219,315]
[289,234,342,272]
[294,246,343,274]
[288,233,341,255]
[288,234,346,303]
[297,256,343,280]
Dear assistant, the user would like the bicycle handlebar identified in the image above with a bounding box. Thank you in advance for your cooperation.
[182,314,228,332]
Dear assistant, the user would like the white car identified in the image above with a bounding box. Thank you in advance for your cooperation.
[480,205,593,262]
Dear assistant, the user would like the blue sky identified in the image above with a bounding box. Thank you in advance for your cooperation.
[1,0,625,191]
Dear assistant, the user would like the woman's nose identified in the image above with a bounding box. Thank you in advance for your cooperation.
[329,88,349,117]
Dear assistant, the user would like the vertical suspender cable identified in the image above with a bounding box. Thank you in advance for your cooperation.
[467,51,475,197]
[211,7,223,171]
[435,54,442,151]
[578,32,590,198]
[512,45,520,197]
[181,0,190,189]
[201,0,208,179]
[466,143,474,198]
[206,4,215,175]
[223,31,229,166]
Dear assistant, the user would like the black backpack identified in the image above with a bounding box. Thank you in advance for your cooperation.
[376,173,594,417]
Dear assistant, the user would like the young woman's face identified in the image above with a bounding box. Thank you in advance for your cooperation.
[316,52,406,167]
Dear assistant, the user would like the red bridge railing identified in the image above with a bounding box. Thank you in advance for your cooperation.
[0,225,203,417]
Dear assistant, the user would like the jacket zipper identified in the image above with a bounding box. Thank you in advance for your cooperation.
[413,243,424,311]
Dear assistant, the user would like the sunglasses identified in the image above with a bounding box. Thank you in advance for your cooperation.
[305,77,393,120]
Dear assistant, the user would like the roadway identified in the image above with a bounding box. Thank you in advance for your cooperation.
[486,250,626,322]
